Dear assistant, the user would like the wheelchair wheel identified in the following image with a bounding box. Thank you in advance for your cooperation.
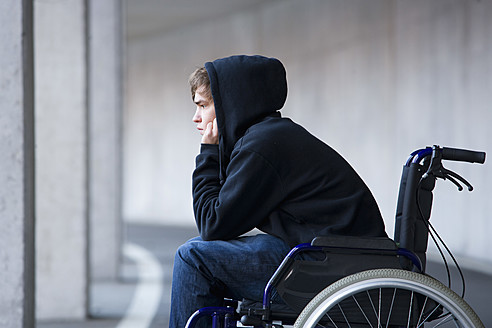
[294,268,483,328]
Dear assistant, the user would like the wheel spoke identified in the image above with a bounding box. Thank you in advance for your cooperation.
[385,288,397,328]
[416,296,429,327]
[337,303,351,328]
[365,290,381,328]
[406,290,414,328]
[430,313,457,327]
[353,295,374,328]
[324,313,339,328]
[378,288,382,328]
[419,304,445,327]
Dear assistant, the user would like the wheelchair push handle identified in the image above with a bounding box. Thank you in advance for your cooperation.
[422,145,486,192]
[441,147,486,164]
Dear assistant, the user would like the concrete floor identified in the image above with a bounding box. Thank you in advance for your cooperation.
[37,223,492,327]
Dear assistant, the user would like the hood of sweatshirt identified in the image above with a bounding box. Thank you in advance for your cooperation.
[205,55,288,181]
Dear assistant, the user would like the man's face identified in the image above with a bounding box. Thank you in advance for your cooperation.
[192,86,216,135]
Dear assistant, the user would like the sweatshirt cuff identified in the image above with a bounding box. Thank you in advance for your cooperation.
[200,144,219,155]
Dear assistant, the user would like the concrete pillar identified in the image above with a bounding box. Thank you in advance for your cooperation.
[35,0,89,320]
[0,1,35,327]
[88,0,123,280]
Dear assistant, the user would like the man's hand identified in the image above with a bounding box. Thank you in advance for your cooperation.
[201,118,219,144]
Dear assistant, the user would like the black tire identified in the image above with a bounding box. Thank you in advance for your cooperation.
[294,269,484,328]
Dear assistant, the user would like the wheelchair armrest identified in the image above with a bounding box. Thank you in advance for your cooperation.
[311,235,398,251]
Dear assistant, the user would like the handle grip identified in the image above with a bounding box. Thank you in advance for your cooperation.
[442,147,486,164]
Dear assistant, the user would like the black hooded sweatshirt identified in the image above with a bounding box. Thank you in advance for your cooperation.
[192,55,387,247]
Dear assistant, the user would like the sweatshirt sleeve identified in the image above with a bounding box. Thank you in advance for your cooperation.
[192,144,283,241]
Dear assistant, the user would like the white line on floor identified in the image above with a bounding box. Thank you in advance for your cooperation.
[117,243,163,328]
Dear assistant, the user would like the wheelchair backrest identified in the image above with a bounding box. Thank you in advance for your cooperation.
[393,157,436,272]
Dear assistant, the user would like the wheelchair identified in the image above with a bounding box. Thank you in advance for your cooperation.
[186,145,486,328]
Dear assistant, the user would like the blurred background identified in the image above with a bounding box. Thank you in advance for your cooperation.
[1,0,491,327]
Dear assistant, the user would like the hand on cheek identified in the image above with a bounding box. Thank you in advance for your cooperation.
[201,118,219,145]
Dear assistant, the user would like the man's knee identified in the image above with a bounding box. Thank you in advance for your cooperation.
[174,237,209,270]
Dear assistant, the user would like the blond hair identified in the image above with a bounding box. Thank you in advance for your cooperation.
[189,67,212,101]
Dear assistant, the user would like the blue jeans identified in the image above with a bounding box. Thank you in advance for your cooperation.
[169,233,291,328]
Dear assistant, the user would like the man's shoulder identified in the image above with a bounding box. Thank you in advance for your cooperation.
[235,116,313,157]
[246,116,301,138]
[240,117,289,145]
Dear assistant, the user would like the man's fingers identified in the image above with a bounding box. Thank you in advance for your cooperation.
[202,120,219,144]
[212,118,218,135]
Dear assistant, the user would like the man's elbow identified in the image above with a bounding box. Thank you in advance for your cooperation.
[199,226,232,241]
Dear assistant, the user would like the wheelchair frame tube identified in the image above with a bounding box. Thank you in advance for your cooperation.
[185,307,235,328]
[397,248,423,272]
[263,243,321,309]
[409,147,432,166]
[405,148,428,166]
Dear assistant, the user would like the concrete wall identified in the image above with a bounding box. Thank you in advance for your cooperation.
[0,1,35,327]
[124,0,492,264]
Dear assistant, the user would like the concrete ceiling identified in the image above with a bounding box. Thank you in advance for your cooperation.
[125,0,274,39]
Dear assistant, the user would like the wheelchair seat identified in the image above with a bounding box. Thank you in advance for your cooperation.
[238,235,406,325]
[255,235,407,315]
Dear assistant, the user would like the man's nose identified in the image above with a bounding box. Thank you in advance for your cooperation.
[192,109,201,123]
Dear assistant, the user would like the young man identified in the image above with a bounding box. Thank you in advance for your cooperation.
[170,55,387,327]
